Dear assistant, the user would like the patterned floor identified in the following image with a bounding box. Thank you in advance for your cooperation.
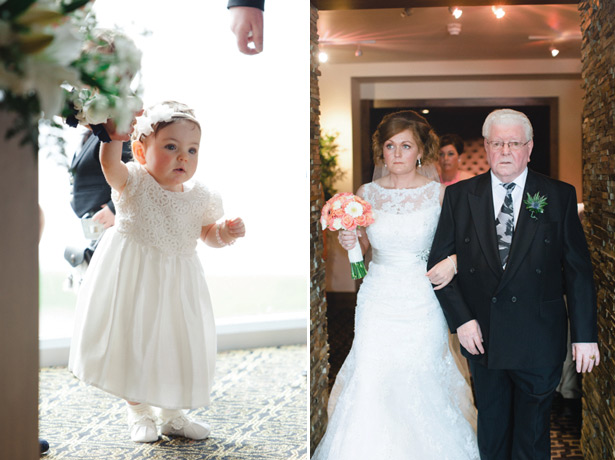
[326,293,583,460]
[39,346,307,460]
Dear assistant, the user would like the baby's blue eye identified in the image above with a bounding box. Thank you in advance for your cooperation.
[165,144,177,151]
[189,148,198,155]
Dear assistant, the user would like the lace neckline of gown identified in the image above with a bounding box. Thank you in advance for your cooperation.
[372,180,435,192]
[365,180,441,215]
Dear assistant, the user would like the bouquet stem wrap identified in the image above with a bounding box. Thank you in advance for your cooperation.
[347,229,367,279]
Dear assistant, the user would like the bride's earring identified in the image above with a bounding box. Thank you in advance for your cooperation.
[417,157,422,168]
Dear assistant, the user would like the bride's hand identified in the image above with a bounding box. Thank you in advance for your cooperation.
[338,229,359,250]
[426,255,456,290]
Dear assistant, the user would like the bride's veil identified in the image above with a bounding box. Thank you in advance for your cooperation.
[372,161,441,183]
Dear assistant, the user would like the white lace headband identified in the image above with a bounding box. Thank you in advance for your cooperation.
[135,104,200,138]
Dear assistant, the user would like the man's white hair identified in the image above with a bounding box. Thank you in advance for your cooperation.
[482,109,533,141]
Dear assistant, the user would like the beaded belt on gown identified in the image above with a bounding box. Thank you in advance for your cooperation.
[371,248,428,269]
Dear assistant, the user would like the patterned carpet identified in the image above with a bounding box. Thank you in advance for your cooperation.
[326,293,583,460]
[39,346,307,460]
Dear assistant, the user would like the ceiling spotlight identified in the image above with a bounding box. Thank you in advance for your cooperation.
[400,7,413,18]
[421,109,430,115]
[318,51,328,63]
[449,7,463,19]
[492,6,505,19]
[354,45,363,57]
[550,46,560,57]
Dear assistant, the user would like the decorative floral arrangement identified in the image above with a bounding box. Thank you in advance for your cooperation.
[523,192,548,219]
[63,29,143,135]
[321,192,375,279]
[0,0,142,146]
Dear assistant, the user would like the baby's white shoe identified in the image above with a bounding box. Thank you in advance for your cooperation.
[160,410,211,440]
[126,403,159,443]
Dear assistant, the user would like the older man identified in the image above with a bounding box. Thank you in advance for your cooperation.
[427,108,599,460]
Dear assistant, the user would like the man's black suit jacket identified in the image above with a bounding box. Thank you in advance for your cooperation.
[427,169,597,370]
[70,134,132,218]
[227,0,264,10]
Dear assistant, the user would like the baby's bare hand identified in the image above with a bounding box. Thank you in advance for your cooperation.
[101,109,144,142]
[226,218,245,238]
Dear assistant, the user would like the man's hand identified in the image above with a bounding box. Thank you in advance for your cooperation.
[572,342,600,373]
[92,205,115,229]
[229,6,263,54]
[457,319,485,355]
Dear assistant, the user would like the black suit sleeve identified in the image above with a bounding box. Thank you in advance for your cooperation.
[561,186,598,343]
[227,0,264,10]
[427,188,475,332]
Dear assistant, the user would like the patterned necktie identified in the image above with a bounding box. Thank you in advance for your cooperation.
[495,183,516,268]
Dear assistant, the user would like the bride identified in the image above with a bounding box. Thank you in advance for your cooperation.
[312,111,479,460]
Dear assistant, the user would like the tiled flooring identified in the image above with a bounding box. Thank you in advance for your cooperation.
[326,292,583,460]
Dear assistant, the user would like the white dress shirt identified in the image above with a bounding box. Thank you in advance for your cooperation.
[490,168,528,229]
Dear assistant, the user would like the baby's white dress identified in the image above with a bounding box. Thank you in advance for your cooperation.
[69,162,223,410]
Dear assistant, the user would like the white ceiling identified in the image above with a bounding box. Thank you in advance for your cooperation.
[317,4,582,64]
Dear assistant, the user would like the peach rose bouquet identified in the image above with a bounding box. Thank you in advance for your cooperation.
[321,193,375,279]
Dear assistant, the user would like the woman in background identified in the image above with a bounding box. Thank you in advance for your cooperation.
[438,133,474,185]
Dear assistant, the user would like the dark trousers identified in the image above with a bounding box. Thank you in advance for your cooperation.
[469,361,563,460]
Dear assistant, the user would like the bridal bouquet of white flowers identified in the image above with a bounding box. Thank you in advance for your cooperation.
[321,192,375,279]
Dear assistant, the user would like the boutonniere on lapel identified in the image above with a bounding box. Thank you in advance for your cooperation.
[523,192,548,220]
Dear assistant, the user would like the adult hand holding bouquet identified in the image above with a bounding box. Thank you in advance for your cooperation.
[321,193,375,279]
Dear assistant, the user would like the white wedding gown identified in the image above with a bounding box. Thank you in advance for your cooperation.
[313,181,479,460]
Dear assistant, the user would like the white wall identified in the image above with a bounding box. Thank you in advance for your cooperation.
[320,58,584,292]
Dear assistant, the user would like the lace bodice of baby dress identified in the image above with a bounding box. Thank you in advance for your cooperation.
[113,162,223,256]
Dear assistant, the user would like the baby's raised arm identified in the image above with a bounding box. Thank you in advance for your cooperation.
[100,140,130,194]
[98,110,143,194]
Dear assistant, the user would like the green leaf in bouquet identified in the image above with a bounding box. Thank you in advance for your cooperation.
[18,32,54,55]
[15,8,65,27]
[77,71,119,97]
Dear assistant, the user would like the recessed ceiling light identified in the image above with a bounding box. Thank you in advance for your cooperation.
[449,7,462,19]
[492,6,505,19]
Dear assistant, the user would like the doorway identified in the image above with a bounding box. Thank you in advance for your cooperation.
[359,97,558,185]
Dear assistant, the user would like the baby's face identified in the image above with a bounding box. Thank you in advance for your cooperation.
[142,120,201,192]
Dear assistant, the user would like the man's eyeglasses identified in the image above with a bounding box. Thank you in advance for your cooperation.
[486,140,531,152]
